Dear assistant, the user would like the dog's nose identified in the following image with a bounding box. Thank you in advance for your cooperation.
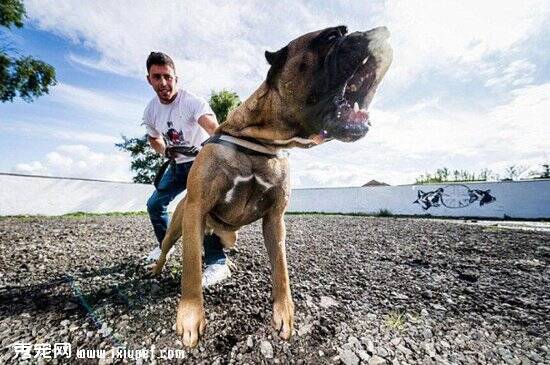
[365,26,390,41]
[365,26,392,66]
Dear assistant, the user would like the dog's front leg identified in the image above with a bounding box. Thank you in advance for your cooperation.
[176,199,206,347]
[262,212,294,340]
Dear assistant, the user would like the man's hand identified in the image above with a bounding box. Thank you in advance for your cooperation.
[148,135,167,156]
[198,114,219,136]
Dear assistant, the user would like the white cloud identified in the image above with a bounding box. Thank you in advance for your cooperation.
[14,144,133,182]
[484,59,536,90]
[0,119,122,145]
[49,83,145,123]
[372,0,549,92]
[24,0,336,98]
[52,130,119,144]
[15,161,47,175]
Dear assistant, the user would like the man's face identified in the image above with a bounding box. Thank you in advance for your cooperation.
[147,64,178,104]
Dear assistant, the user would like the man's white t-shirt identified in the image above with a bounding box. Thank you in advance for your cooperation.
[142,89,214,163]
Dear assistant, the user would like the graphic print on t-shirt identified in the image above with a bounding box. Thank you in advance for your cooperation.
[164,121,186,146]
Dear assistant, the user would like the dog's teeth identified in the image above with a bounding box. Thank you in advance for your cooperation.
[362,56,369,65]
[353,102,359,112]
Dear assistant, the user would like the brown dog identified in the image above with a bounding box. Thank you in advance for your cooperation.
[149,25,392,347]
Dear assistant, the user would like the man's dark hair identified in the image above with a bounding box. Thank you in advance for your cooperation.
[146,52,176,74]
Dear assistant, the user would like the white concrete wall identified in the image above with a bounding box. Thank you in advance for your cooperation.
[0,173,182,216]
[288,180,550,219]
[1,173,549,219]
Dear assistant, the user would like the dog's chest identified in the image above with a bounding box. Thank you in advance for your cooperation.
[223,174,274,204]
[214,172,283,225]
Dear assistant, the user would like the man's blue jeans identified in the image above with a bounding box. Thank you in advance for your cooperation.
[146,161,226,266]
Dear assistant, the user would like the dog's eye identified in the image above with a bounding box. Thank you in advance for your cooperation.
[327,34,337,42]
[325,30,341,43]
[298,62,307,72]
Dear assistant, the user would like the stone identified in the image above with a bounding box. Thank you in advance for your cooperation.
[348,336,362,350]
[319,296,338,308]
[390,338,401,346]
[260,340,273,359]
[339,349,360,365]
[376,347,389,357]
[357,350,370,362]
[430,304,446,311]
[368,355,387,365]
[424,342,437,357]
[298,323,313,336]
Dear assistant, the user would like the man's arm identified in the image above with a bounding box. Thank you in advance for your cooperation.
[148,135,166,156]
[198,114,219,136]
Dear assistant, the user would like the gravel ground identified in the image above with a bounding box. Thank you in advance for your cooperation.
[0,214,548,364]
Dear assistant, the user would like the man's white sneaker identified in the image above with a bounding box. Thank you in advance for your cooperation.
[202,263,231,288]
[143,246,174,264]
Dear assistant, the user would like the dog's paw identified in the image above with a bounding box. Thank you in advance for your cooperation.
[146,261,164,277]
[176,300,206,348]
[272,298,294,340]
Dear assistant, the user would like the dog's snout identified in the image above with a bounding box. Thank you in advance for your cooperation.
[365,26,390,41]
[365,26,392,66]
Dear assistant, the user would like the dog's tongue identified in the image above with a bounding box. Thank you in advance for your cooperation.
[350,102,369,123]
[351,108,369,123]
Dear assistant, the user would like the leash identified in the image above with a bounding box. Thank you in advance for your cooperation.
[153,159,174,188]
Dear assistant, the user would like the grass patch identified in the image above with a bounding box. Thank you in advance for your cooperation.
[482,225,504,233]
[0,211,148,220]
[384,311,406,331]
[375,209,393,217]
[61,211,147,218]
[285,211,369,216]
[169,261,182,278]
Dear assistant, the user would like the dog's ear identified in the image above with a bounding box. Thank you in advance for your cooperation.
[265,46,289,87]
[265,46,288,65]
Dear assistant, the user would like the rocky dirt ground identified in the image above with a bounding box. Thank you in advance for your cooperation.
[0,214,548,364]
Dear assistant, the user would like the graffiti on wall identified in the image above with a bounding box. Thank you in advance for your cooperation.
[414,184,496,210]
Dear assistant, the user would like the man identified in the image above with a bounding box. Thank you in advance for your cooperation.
[141,51,230,287]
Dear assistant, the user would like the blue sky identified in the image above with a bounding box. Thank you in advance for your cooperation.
[1,0,549,186]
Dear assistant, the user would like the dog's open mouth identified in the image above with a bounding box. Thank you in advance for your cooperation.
[335,55,377,133]
[321,27,392,143]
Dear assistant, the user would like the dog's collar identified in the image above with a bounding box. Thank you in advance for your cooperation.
[268,136,318,148]
[202,134,288,158]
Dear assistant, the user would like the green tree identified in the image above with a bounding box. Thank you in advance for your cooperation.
[415,167,495,184]
[117,89,241,183]
[503,165,528,181]
[1,0,57,102]
[209,89,241,123]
